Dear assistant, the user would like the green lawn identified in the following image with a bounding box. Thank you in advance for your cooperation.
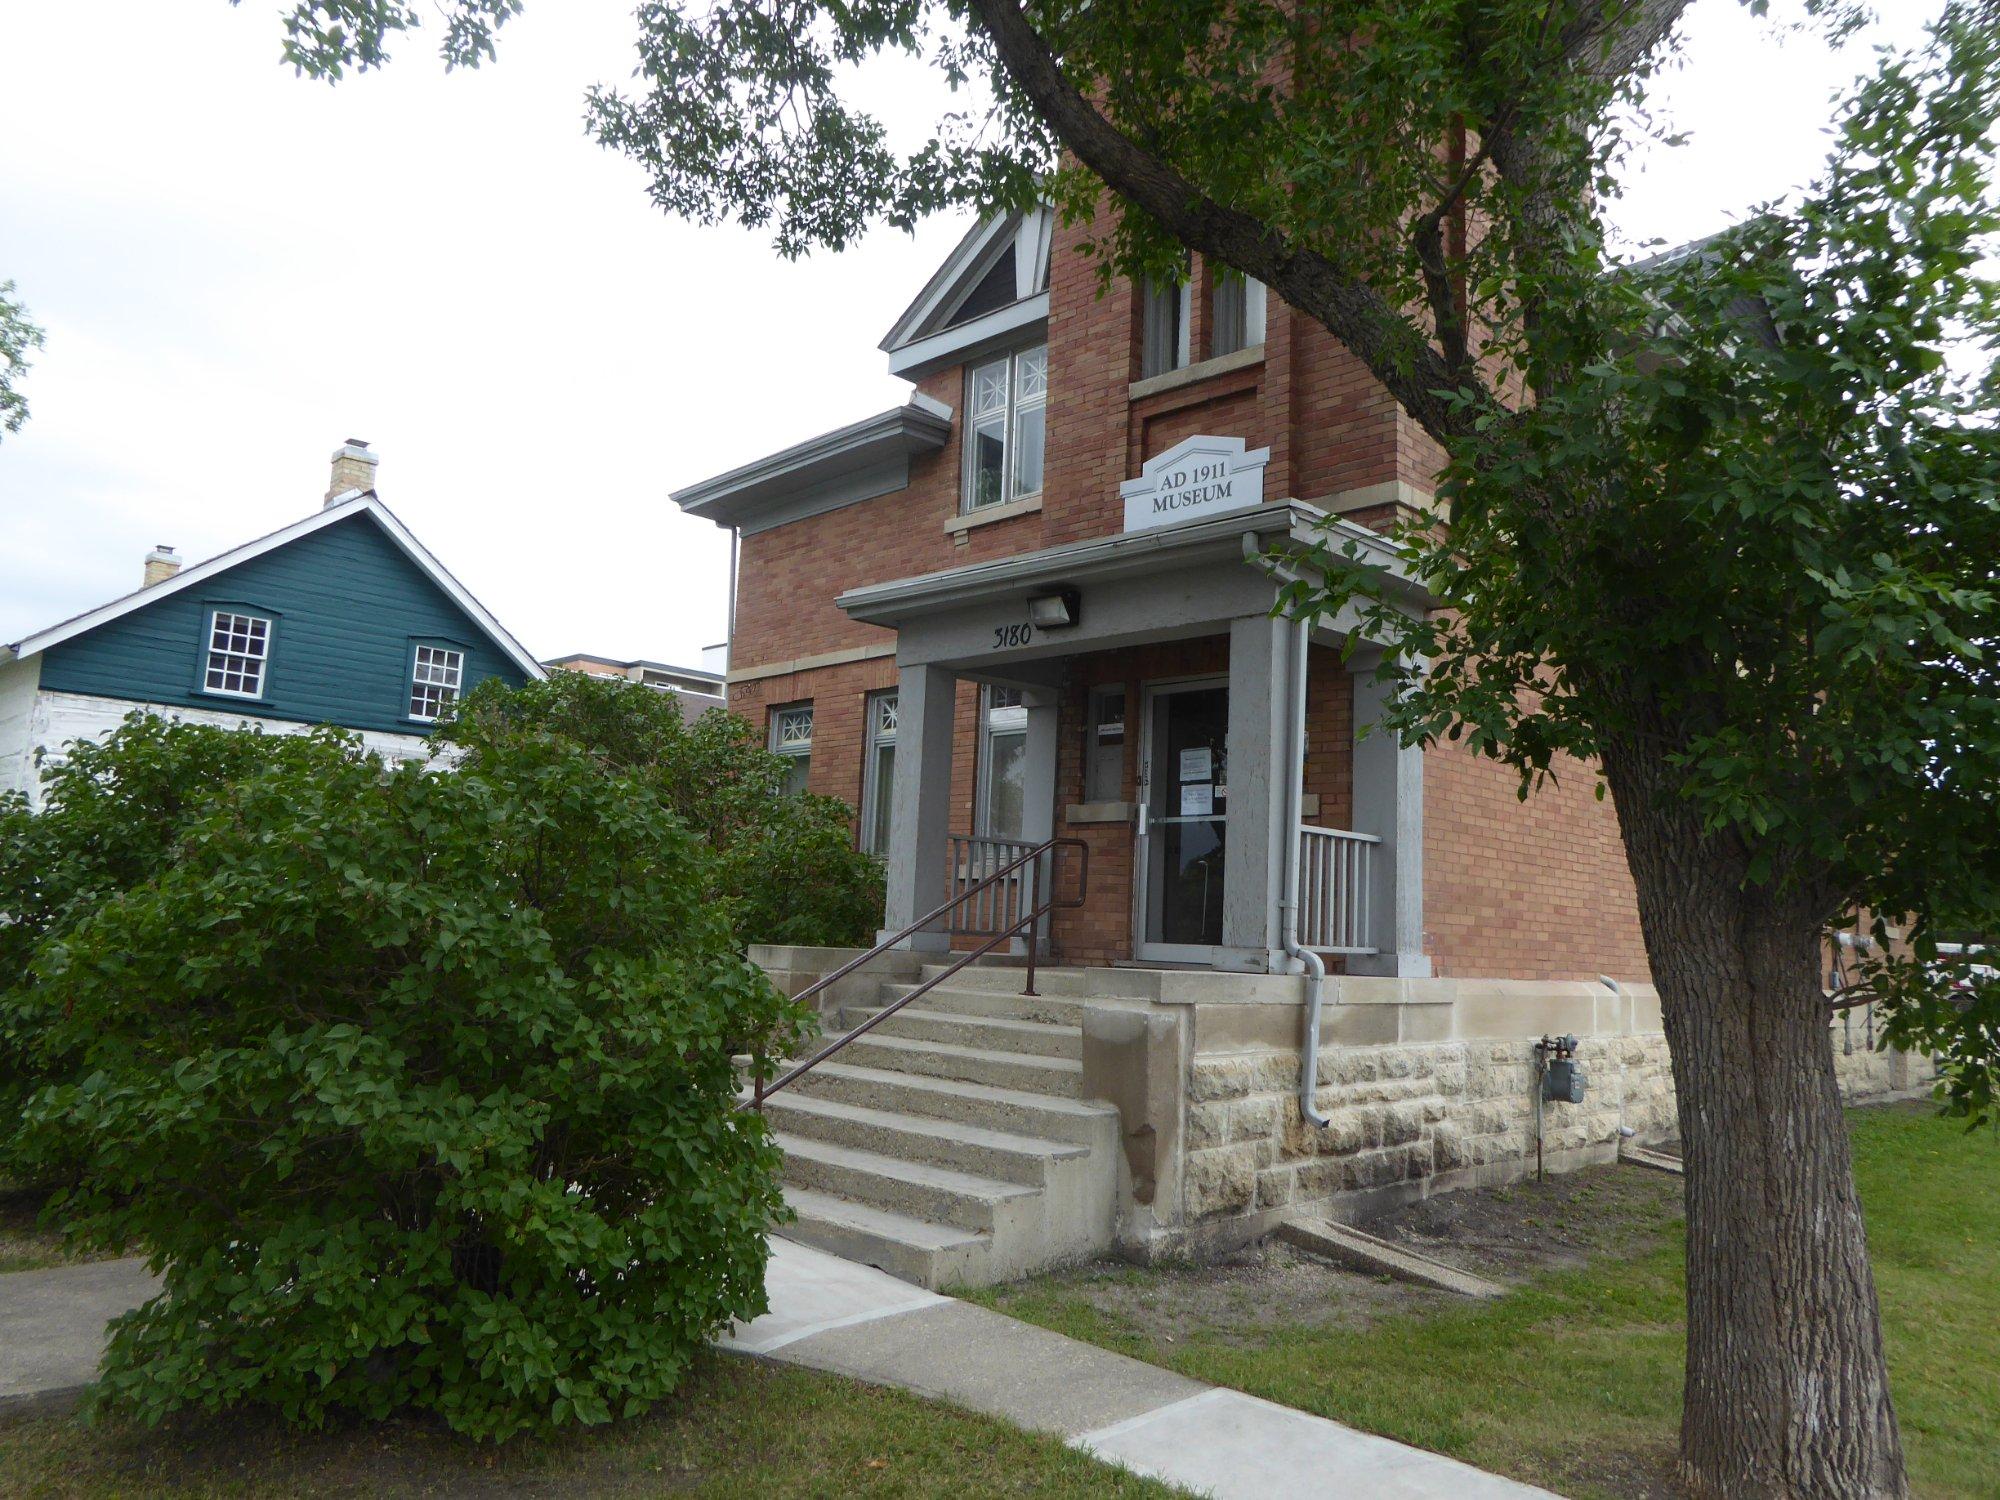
[973,1103,1999,1500]
[0,1353,1179,1499]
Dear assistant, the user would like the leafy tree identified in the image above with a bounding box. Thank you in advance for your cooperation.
[0,279,44,439]
[240,1,1999,1491]
[4,718,807,1438]
[439,672,886,948]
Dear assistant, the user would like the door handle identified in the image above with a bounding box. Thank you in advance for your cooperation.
[1136,800,1150,837]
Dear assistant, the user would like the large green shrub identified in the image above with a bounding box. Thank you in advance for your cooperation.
[0,720,337,1169]
[440,672,886,948]
[4,719,808,1438]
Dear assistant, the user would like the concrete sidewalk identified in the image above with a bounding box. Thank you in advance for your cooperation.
[1,1240,1552,1497]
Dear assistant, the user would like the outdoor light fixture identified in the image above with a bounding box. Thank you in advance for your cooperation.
[1028,587,1081,630]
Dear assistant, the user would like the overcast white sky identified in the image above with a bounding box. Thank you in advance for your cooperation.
[0,0,1944,666]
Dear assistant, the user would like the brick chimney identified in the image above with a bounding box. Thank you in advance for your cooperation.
[326,438,378,505]
[142,545,181,588]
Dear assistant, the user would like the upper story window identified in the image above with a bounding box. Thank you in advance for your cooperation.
[1211,273,1267,358]
[771,702,814,795]
[203,610,270,698]
[1141,275,1192,379]
[965,344,1047,512]
[408,644,465,722]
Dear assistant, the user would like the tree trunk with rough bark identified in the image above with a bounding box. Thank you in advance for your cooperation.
[1605,736,1908,1499]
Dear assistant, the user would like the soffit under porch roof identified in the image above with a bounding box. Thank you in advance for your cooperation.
[836,501,1429,670]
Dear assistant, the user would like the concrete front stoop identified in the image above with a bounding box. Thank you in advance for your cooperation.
[759,964,1124,1290]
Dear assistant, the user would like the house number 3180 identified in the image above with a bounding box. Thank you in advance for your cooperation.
[992,622,1034,649]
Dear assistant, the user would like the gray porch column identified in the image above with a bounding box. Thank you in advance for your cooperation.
[880,662,957,952]
[1348,653,1430,977]
[1221,613,1295,971]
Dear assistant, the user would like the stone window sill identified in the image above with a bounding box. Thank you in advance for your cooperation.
[945,494,1043,534]
[1128,344,1265,402]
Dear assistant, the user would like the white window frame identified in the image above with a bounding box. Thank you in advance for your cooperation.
[771,702,814,794]
[1141,274,1193,379]
[976,686,1030,838]
[1084,684,1127,803]
[201,610,271,699]
[859,690,898,856]
[962,343,1047,513]
[1210,272,1267,358]
[408,644,465,722]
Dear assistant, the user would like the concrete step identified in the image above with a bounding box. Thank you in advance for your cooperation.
[773,1132,1038,1232]
[783,1060,1117,1144]
[916,964,1092,996]
[777,1185,988,1290]
[877,981,1087,1026]
[761,1089,1089,1186]
[836,1032,1083,1098]
[840,1006,1083,1061]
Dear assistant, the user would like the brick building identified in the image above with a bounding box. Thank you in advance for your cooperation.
[673,211,1923,1282]
[679,207,1645,984]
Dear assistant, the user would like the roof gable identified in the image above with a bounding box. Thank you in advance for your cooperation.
[9,494,544,680]
[879,207,1055,376]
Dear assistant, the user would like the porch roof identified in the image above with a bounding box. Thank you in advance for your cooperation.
[836,501,1425,626]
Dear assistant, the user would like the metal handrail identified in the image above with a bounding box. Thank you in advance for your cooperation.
[745,835,1089,1109]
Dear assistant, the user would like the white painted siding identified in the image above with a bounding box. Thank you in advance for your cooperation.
[0,654,44,802]
[10,687,434,810]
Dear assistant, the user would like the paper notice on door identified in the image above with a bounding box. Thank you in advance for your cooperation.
[1179,747,1212,781]
[1180,783,1214,816]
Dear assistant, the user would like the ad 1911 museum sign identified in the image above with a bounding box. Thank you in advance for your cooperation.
[1120,435,1271,534]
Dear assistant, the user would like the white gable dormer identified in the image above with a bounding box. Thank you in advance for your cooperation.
[880,206,1053,380]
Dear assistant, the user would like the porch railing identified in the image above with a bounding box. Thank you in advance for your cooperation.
[947,834,1046,937]
[1298,824,1380,955]
[744,835,1088,1110]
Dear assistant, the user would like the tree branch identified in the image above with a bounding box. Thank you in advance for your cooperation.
[962,0,1485,444]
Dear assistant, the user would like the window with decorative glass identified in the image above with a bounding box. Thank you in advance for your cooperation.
[964,344,1047,511]
[408,645,464,721]
[771,702,814,795]
[861,691,898,855]
[203,611,271,698]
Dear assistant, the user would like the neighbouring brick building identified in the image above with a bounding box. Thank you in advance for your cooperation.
[679,207,1645,984]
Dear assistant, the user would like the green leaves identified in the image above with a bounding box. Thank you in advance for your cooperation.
[0,278,43,438]
[0,710,811,1438]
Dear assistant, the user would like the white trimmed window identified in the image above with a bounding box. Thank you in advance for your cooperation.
[408,645,464,722]
[1211,272,1267,358]
[203,611,270,698]
[964,344,1047,512]
[860,691,898,856]
[977,686,1029,839]
[1141,274,1192,379]
[772,702,814,795]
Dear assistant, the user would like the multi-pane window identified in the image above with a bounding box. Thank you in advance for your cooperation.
[978,686,1029,839]
[772,703,814,795]
[1141,274,1191,379]
[965,344,1047,511]
[408,645,465,721]
[1211,272,1267,358]
[203,611,270,698]
[861,691,898,856]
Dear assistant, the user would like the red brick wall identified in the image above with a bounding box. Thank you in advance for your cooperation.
[1422,742,1651,983]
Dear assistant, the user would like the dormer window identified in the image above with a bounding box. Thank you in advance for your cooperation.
[965,344,1047,511]
[203,610,270,698]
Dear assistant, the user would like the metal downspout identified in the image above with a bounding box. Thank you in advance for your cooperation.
[1249,534,1330,1130]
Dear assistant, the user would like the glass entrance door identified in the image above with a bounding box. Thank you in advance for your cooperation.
[1136,679,1228,961]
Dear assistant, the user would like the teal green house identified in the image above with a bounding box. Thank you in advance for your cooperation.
[2,443,542,804]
